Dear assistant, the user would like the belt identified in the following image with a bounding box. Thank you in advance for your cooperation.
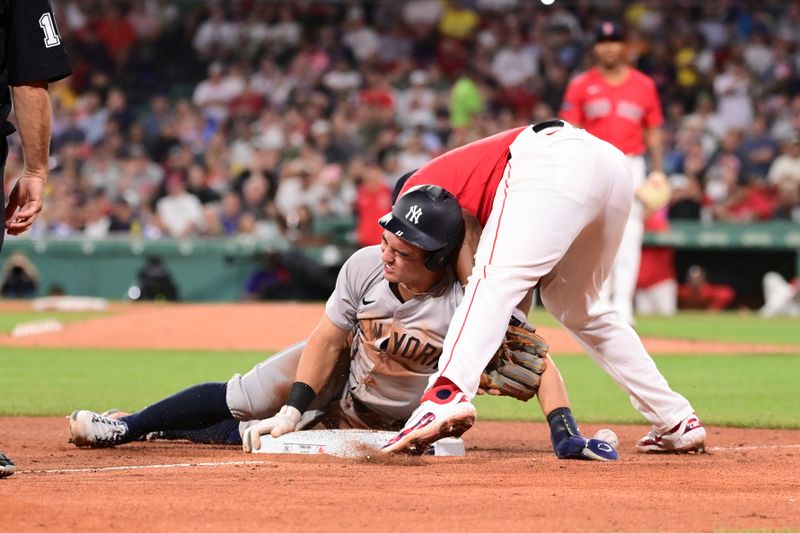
[532,119,564,133]
[507,119,566,163]
[349,393,405,431]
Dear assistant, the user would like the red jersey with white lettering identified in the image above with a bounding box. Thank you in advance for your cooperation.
[400,126,527,227]
[559,67,662,156]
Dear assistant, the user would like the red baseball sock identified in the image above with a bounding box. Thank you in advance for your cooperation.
[421,377,460,403]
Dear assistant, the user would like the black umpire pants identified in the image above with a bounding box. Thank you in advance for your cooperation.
[0,136,7,254]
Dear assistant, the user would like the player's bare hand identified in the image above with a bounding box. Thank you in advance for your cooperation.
[241,405,302,452]
[5,176,45,235]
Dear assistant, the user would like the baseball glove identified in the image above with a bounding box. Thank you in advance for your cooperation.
[636,171,672,212]
[480,317,548,401]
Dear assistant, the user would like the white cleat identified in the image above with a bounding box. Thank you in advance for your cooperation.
[69,410,129,448]
[636,414,707,453]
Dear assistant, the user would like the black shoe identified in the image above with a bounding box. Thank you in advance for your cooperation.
[0,451,15,478]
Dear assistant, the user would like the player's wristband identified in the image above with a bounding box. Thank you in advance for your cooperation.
[286,381,316,413]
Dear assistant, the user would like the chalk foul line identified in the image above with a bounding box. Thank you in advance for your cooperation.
[20,459,272,475]
[709,444,800,452]
[15,445,800,474]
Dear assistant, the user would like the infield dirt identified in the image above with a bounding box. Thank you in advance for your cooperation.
[1,417,799,532]
[1,302,799,531]
[0,302,796,354]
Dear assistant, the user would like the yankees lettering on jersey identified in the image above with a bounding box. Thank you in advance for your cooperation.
[325,246,462,420]
[364,319,442,369]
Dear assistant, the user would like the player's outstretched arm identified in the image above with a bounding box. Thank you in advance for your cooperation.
[242,315,349,451]
[534,355,571,416]
[293,314,351,392]
[537,355,619,461]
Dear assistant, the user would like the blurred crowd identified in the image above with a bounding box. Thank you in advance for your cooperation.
[4,0,800,247]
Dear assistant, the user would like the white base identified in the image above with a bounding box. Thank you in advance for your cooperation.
[252,429,465,458]
[32,296,109,311]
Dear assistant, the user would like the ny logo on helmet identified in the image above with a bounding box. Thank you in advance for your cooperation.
[405,205,423,224]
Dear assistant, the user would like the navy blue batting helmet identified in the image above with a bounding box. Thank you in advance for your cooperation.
[379,185,464,271]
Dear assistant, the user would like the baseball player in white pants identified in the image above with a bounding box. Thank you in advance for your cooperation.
[385,121,706,454]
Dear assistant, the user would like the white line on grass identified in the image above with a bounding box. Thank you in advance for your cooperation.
[20,459,273,475]
[710,444,800,452]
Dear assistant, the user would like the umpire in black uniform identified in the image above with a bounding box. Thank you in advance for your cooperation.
[1,0,71,479]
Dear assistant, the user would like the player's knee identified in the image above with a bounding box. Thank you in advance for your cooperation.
[226,374,286,421]
[225,375,252,420]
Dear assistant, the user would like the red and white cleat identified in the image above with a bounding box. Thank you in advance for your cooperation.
[383,387,476,455]
[636,414,707,453]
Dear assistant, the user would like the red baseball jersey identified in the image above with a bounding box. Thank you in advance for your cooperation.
[400,126,527,226]
[559,67,662,156]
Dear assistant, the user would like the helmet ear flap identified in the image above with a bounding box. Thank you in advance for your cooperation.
[424,221,464,271]
[424,250,448,271]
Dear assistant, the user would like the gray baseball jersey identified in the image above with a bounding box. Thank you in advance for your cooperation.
[226,245,463,430]
[326,245,462,420]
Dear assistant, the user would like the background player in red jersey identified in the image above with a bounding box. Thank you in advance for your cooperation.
[559,21,666,326]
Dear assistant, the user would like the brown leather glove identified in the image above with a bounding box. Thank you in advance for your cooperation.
[480,317,548,401]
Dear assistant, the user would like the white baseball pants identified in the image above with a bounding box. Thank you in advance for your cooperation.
[635,279,678,316]
[433,124,695,432]
[759,272,799,317]
[597,155,646,325]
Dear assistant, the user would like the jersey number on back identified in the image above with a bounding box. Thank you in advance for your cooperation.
[39,13,62,48]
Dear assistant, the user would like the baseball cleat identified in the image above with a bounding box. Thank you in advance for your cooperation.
[0,451,15,478]
[68,410,129,448]
[382,388,476,455]
[636,414,707,453]
[100,409,159,441]
[555,435,619,461]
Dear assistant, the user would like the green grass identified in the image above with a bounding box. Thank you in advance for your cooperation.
[529,309,800,345]
[0,310,798,428]
[0,347,265,416]
[631,312,800,345]
[0,311,109,334]
[475,353,800,428]
[2,347,799,428]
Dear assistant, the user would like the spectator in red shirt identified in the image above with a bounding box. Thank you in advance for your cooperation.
[355,161,392,247]
[678,265,736,311]
[560,21,665,325]
[95,4,136,70]
[715,182,776,221]
[359,71,396,111]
